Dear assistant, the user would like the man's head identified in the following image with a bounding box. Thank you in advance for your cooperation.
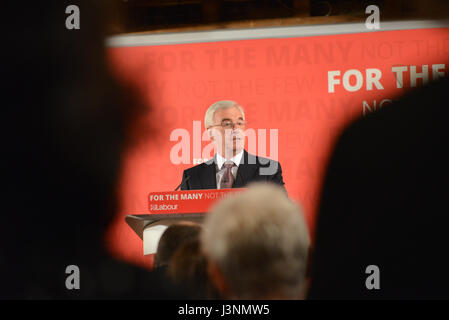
[154,221,202,268]
[201,183,310,299]
[204,100,246,159]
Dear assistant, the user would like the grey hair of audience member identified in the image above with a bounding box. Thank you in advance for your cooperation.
[201,183,310,299]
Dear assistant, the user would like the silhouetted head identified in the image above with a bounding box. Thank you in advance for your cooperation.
[154,222,202,268]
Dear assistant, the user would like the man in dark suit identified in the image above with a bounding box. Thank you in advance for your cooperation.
[180,100,285,190]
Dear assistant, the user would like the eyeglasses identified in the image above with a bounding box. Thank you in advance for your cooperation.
[209,120,247,129]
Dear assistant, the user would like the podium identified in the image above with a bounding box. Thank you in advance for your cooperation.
[125,189,244,255]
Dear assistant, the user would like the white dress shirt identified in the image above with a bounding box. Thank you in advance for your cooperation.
[215,151,243,189]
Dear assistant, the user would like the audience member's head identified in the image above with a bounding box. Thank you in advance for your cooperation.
[201,183,310,299]
[308,75,449,299]
[168,238,221,299]
[2,1,154,298]
[154,222,202,269]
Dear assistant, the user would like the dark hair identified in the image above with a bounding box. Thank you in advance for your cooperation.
[154,223,202,268]
[168,239,221,299]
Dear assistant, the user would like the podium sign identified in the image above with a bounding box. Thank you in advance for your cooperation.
[126,188,245,255]
[147,189,244,214]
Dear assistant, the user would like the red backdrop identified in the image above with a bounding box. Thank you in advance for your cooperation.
[105,26,449,269]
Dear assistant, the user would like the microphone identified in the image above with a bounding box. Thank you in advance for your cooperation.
[174,175,191,191]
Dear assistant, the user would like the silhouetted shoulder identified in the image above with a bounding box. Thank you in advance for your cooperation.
[309,76,449,299]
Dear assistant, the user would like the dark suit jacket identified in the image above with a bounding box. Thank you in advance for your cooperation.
[308,77,449,299]
[180,150,285,190]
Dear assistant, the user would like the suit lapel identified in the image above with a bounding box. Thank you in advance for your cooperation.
[200,157,217,189]
[233,150,258,188]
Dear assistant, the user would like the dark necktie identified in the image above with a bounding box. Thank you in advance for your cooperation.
[221,161,235,189]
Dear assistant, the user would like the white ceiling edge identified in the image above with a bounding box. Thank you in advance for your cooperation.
[106,19,449,48]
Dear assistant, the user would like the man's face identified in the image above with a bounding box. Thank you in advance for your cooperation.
[209,106,246,158]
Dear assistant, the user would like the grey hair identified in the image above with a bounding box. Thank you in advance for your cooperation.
[204,100,245,129]
[201,183,310,299]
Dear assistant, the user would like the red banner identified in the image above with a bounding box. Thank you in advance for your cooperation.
[105,23,449,269]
